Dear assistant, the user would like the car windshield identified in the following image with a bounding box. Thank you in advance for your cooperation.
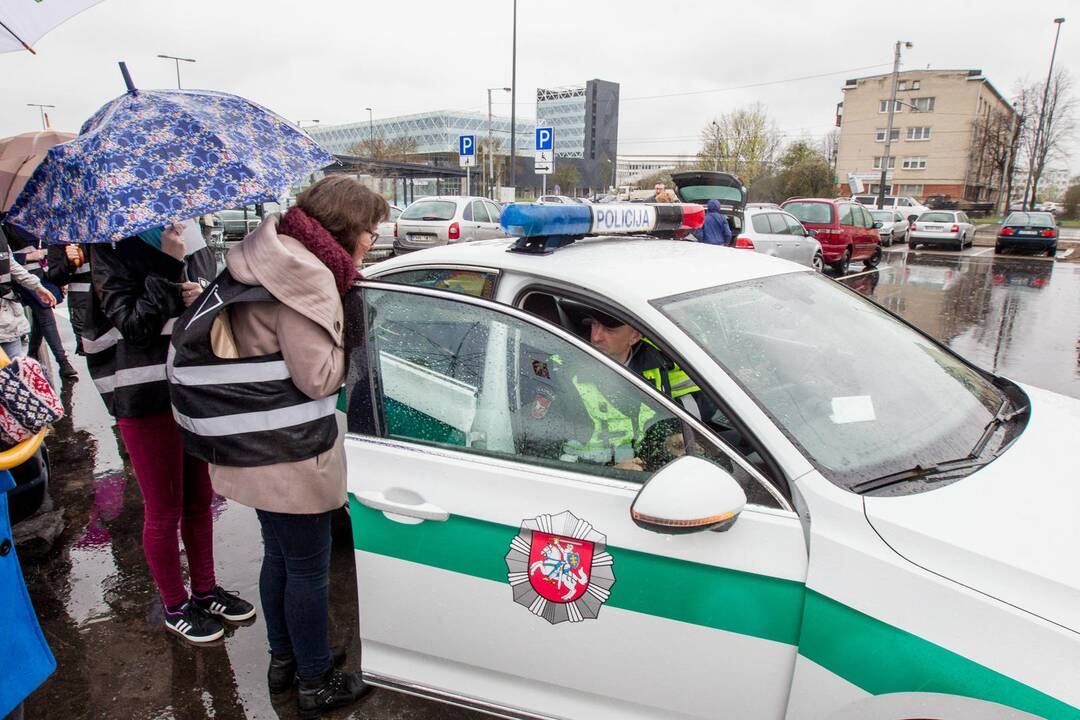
[678,185,743,203]
[919,212,955,222]
[401,200,457,221]
[870,211,894,222]
[783,202,834,225]
[655,271,1004,491]
[1005,212,1054,227]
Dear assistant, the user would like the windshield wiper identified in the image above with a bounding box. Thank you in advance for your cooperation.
[852,458,988,495]
[969,401,1029,459]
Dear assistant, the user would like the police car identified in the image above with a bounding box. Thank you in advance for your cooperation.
[340,202,1080,720]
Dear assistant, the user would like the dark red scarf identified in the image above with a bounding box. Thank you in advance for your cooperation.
[277,207,359,296]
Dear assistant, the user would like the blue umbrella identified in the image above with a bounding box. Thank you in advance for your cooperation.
[6,64,333,244]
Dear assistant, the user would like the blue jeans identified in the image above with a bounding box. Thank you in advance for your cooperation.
[255,509,333,680]
[1,339,26,360]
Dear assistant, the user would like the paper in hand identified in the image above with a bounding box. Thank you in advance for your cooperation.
[180,219,207,255]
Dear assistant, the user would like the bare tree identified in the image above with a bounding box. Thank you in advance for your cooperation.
[696,103,781,186]
[1023,69,1077,209]
[967,106,1017,206]
[348,133,419,162]
[1001,85,1037,214]
[821,129,840,175]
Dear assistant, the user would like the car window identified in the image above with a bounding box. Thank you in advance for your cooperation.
[1005,212,1054,227]
[462,202,473,221]
[751,213,771,234]
[859,206,875,228]
[894,212,904,223]
[783,202,834,225]
[485,201,504,224]
[390,207,402,221]
[469,200,490,223]
[919,212,954,223]
[783,214,806,236]
[377,268,498,298]
[838,204,854,226]
[766,213,791,235]
[401,200,457,221]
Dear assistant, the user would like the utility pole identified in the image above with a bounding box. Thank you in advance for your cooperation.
[878,41,912,209]
[509,0,518,194]
[1024,17,1065,211]
[156,54,196,89]
[26,103,55,131]
[711,121,720,170]
[365,107,374,144]
[486,87,512,199]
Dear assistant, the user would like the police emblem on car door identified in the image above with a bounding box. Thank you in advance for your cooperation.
[505,510,615,624]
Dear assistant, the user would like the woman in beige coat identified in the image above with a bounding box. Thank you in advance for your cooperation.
[213,176,387,717]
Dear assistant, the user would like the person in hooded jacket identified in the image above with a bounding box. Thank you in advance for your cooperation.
[207,176,387,716]
[696,199,733,246]
[88,223,255,645]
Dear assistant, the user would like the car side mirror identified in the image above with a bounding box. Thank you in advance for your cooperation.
[630,456,746,534]
[873,222,883,229]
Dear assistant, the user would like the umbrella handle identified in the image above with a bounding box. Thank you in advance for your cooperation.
[118,61,136,93]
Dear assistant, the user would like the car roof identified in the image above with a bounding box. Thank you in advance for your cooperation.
[370,237,805,300]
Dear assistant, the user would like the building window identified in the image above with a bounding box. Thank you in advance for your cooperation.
[897,81,908,91]
[873,156,897,169]
[911,97,936,112]
[898,184,924,196]
[875,127,900,142]
[868,184,893,195]
[902,157,927,170]
[910,80,921,90]
[906,126,932,140]
[879,100,903,113]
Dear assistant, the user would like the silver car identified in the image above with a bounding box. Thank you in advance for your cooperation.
[870,209,910,246]
[364,204,403,262]
[737,206,824,271]
[910,210,975,251]
[393,196,507,255]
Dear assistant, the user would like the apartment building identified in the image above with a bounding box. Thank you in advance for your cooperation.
[834,69,1016,202]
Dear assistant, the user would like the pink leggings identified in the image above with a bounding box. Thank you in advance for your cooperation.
[117,412,216,607]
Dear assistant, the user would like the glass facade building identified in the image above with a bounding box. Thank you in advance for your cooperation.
[308,111,534,157]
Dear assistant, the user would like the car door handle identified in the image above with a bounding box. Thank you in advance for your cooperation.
[355,490,449,522]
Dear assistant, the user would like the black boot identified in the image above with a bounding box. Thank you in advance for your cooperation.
[59,359,78,379]
[268,646,348,694]
[297,668,370,719]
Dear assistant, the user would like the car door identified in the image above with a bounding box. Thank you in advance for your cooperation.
[461,200,489,241]
[485,200,508,238]
[765,212,800,262]
[749,211,780,256]
[837,203,858,257]
[780,213,815,267]
[344,282,807,720]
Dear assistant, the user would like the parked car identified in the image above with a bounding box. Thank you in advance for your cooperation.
[343,208,1079,720]
[365,204,403,262]
[781,198,882,274]
[1035,201,1065,216]
[852,195,930,221]
[870,209,910,246]
[735,206,824,271]
[215,208,261,242]
[393,196,508,255]
[537,195,581,205]
[995,211,1059,257]
[909,211,975,251]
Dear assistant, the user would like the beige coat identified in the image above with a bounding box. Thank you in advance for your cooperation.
[209,215,347,514]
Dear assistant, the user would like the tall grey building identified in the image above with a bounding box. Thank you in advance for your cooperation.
[536,79,620,192]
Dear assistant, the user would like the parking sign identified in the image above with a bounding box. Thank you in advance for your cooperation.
[459,135,476,167]
[535,127,554,175]
[536,127,554,152]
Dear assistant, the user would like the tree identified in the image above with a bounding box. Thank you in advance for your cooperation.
[696,104,781,186]
[549,165,581,195]
[748,140,834,203]
[1063,179,1080,220]
[967,106,1017,207]
[1022,69,1077,209]
[347,133,418,162]
[821,129,840,175]
[635,169,676,191]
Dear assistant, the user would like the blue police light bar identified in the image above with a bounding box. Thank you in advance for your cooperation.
[499,203,706,253]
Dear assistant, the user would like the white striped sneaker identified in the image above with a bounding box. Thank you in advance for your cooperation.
[192,586,257,622]
[164,601,224,643]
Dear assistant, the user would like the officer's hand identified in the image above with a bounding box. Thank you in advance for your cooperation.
[180,281,202,307]
[65,245,82,264]
[35,287,57,307]
[161,223,187,261]
[613,457,645,471]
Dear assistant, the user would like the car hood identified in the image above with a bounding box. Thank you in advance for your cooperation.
[864,384,1080,632]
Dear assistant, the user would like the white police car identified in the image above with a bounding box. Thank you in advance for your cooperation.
[341,202,1080,719]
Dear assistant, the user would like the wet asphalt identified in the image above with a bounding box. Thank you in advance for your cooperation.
[15,244,1080,719]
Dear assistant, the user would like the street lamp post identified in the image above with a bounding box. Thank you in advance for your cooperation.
[1023,17,1065,211]
[486,87,512,199]
[365,107,374,145]
[878,40,913,209]
[509,0,518,194]
[156,54,196,89]
[26,103,55,131]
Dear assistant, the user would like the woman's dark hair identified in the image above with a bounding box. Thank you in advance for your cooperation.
[295,176,390,254]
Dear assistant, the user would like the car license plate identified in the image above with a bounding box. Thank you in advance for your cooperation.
[408,233,438,244]
[1018,230,1038,236]
[924,225,943,231]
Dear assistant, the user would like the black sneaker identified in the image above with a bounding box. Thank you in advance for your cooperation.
[297,668,371,719]
[59,360,79,379]
[191,586,256,622]
[268,646,348,694]
[164,601,224,643]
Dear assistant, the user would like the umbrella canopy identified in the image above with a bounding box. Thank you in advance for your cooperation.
[1,0,103,54]
[6,88,334,244]
[0,131,76,212]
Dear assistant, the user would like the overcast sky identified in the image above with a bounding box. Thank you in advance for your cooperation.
[3,0,1078,170]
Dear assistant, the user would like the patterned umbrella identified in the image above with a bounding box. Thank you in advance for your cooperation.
[0,130,76,212]
[6,84,333,244]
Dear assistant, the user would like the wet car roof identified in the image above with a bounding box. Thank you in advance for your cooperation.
[369,237,808,300]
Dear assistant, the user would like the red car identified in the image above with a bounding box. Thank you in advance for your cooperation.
[781,198,883,274]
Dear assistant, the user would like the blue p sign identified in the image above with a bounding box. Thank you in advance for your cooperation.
[536,127,554,151]
[459,135,475,156]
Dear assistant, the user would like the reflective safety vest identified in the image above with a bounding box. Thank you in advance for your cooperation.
[564,376,657,464]
[166,271,338,467]
[632,338,703,417]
